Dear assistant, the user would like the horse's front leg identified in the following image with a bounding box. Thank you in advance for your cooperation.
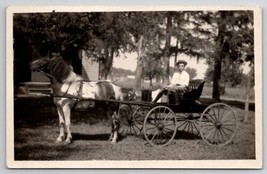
[63,104,72,144]
[56,106,65,143]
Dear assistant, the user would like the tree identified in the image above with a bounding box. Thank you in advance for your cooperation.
[200,11,254,101]
[185,67,197,80]
[13,12,133,80]
[124,12,165,97]
[143,54,163,89]
[205,60,245,87]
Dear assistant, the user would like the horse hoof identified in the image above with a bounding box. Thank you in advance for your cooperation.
[111,141,117,144]
[65,138,73,144]
[56,137,64,143]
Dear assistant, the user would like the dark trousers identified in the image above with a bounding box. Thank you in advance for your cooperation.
[153,86,187,103]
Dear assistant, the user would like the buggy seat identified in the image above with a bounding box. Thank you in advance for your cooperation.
[168,79,205,104]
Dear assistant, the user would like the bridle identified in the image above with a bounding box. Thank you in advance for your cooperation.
[35,68,54,79]
[34,57,56,79]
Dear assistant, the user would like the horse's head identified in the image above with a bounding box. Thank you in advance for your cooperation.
[31,57,51,73]
[31,54,75,83]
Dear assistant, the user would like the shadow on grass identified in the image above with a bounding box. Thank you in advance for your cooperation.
[72,133,110,141]
[72,132,128,143]
[15,143,76,160]
[174,131,202,140]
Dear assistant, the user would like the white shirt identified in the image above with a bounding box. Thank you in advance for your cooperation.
[170,71,190,87]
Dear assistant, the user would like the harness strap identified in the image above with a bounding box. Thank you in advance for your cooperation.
[37,69,54,79]
[77,81,84,98]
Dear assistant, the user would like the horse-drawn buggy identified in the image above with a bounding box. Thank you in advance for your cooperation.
[31,55,237,147]
[118,79,237,147]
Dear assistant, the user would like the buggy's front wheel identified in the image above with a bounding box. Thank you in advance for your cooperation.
[143,106,177,147]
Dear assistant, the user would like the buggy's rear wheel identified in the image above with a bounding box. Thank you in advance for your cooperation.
[199,103,237,146]
[176,113,200,136]
[143,106,177,147]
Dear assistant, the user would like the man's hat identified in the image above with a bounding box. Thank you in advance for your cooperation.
[176,60,187,66]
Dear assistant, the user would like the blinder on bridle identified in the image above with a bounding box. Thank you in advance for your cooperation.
[32,57,54,79]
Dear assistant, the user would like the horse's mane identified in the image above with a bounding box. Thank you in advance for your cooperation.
[49,55,73,83]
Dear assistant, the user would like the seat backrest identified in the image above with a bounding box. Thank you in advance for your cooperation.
[183,80,205,101]
[188,79,205,90]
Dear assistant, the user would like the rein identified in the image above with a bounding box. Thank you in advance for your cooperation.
[36,68,73,98]
[36,68,54,79]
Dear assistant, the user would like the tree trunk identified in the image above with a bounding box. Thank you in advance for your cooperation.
[99,47,114,80]
[212,12,226,102]
[162,13,172,86]
[156,75,161,84]
[244,69,253,123]
[212,54,222,102]
[134,35,145,99]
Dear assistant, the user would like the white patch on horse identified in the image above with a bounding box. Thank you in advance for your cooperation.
[111,84,124,101]
[81,82,98,98]
[63,71,82,83]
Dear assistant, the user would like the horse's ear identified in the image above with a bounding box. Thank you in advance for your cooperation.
[51,52,60,57]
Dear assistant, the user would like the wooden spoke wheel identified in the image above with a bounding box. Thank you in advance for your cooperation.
[143,106,177,147]
[176,113,200,136]
[118,105,145,136]
[199,103,237,146]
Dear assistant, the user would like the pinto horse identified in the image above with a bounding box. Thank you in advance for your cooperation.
[31,55,123,144]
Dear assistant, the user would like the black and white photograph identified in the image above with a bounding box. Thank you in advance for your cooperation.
[6,6,262,168]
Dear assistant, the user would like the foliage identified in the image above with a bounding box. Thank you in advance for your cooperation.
[199,11,254,101]
[204,60,247,87]
[13,11,254,96]
[14,12,133,79]
[185,67,197,79]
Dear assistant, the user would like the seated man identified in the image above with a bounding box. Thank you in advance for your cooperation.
[153,60,190,103]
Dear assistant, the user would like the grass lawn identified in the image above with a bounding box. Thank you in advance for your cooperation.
[13,96,256,161]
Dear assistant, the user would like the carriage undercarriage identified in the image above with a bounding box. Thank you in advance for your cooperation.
[118,101,237,147]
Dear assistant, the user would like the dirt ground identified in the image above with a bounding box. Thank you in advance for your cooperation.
[13,96,255,160]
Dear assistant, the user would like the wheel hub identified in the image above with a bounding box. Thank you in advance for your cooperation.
[215,122,222,129]
[188,114,194,120]
[157,123,164,130]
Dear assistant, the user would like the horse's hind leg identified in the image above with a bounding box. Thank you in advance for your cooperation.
[56,106,65,143]
[111,111,120,144]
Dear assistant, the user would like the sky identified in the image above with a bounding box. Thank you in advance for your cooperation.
[113,52,209,79]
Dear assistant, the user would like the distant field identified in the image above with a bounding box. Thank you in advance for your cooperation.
[202,86,255,101]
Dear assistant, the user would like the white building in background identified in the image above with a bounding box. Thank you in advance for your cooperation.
[31,50,100,82]
[81,50,99,81]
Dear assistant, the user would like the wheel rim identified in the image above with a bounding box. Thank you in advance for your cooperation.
[144,106,177,147]
[199,103,237,146]
[119,105,144,136]
[176,113,200,136]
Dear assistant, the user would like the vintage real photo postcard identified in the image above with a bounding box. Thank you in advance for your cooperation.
[6,5,262,168]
